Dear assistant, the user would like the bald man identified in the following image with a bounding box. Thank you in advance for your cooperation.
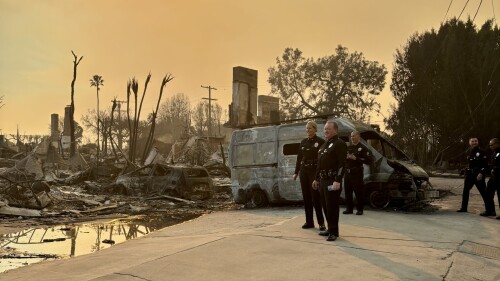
[312,120,347,242]
[344,131,374,215]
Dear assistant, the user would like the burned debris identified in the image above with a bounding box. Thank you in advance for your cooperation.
[115,163,214,200]
[0,121,233,228]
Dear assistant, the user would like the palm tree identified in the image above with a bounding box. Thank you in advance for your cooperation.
[90,75,104,168]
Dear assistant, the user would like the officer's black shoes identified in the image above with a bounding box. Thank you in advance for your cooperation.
[496,216,500,220]
[318,230,329,236]
[356,211,363,215]
[326,234,338,241]
[343,210,353,214]
[302,223,314,229]
[479,211,497,217]
[456,209,467,212]
[319,225,326,231]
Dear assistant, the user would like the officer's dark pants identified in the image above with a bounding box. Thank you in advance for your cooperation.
[344,169,364,212]
[319,178,341,237]
[461,174,487,211]
[484,175,500,213]
[299,169,325,226]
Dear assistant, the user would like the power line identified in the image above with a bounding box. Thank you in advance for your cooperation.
[443,0,454,22]
[472,0,483,22]
[492,0,497,23]
[458,0,470,19]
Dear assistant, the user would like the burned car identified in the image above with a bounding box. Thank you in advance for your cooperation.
[229,118,438,208]
[115,163,214,200]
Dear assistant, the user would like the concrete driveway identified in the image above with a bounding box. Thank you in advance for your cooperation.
[2,177,500,281]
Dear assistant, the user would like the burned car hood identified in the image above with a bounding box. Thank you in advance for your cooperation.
[390,160,429,179]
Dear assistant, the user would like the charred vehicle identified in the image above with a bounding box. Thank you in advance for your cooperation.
[228,118,438,208]
[115,163,214,200]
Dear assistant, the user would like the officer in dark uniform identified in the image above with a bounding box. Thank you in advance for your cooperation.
[343,131,373,215]
[484,138,500,218]
[293,121,326,230]
[457,137,489,213]
[312,120,347,242]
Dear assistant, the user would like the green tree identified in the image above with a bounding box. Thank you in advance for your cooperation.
[268,46,387,121]
[387,18,500,165]
[90,74,104,163]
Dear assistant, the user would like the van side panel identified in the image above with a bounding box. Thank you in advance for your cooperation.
[229,126,280,203]
[231,166,277,204]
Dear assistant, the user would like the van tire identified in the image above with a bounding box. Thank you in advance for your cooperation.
[369,190,390,209]
[251,189,268,207]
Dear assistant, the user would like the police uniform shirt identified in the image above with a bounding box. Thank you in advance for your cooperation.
[491,147,500,177]
[295,135,325,174]
[467,146,488,175]
[346,142,373,169]
[315,135,347,182]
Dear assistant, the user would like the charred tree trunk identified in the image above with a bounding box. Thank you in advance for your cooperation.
[70,51,83,157]
[109,99,118,160]
[142,74,173,164]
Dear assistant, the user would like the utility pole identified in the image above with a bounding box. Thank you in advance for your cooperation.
[113,100,127,150]
[201,85,217,137]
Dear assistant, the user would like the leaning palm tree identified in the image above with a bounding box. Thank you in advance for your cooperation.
[90,75,104,168]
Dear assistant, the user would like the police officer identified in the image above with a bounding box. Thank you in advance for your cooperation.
[293,121,326,230]
[343,131,373,215]
[312,120,347,242]
[484,138,500,218]
[457,137,489,213]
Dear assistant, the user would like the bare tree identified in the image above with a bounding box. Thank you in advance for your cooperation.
[142,74,174,163]
[127,74,151,163]
[70,51,83,157]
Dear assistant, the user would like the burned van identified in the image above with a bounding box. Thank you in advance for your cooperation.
[228,118,438,208]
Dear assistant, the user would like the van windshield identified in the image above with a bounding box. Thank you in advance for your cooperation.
[362,132,410,161]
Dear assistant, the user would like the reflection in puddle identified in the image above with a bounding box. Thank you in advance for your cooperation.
[0,218,166,273]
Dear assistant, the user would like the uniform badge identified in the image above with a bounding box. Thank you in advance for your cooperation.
[496,153,499,157]
[314,142,318,147]
[329,143,333,148]
[476,152,480,157]
[358,147,362,151]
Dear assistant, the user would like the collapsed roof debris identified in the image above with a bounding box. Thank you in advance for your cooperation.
[166,136,230,176]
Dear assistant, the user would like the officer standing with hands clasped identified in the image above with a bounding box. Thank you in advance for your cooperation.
[457,137,489,214]
[344,131,373,215]
[293,121,326,231]
[312,120,347,242]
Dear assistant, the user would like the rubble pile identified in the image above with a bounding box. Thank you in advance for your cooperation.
[0,151,234,229]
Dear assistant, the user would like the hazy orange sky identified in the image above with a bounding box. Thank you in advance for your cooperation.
[0,0,497,137]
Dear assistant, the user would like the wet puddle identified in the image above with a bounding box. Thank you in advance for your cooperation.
[0,218,169,273]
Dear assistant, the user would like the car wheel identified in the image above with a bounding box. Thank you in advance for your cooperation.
[369,190,390,209]
[251,189,268,207]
